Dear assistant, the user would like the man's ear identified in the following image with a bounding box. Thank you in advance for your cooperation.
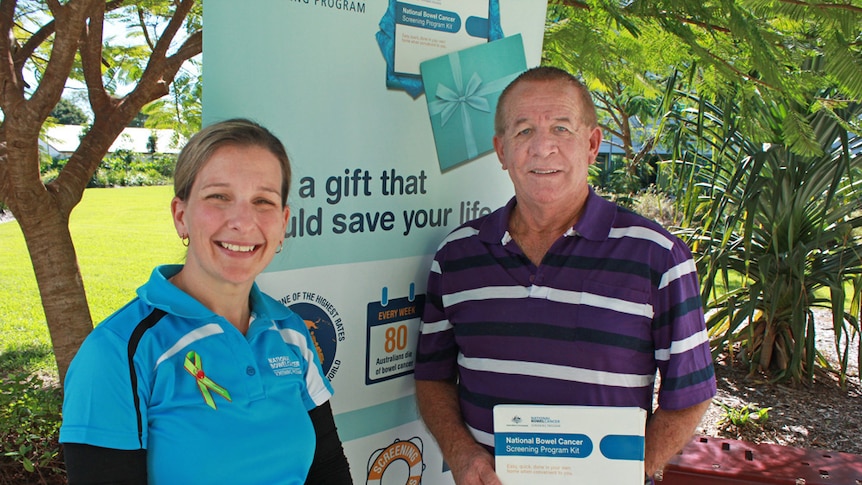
[494,135,507,170]
[587,126,603,165]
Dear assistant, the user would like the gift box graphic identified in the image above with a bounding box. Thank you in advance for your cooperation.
[420,34,527,171]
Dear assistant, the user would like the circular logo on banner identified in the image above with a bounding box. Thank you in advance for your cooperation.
[366,437,424,485]
[280,292,345,381]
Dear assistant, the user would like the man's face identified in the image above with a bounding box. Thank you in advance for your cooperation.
[493,79,602,211]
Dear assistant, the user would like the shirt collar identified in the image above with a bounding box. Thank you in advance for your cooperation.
[478,187,617,246]
[574,187,617,242]
[138,265,292,321]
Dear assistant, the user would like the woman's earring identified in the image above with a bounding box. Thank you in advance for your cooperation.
[275,241,284,254]
[181,235,190,247]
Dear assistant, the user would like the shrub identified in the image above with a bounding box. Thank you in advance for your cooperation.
[631,188,679,227]
[667,96,862,386]
[716,402,770,431]
[141,154,176,178]
[37,151,176,188]
[0,372,64,483]
[73,152,177,188]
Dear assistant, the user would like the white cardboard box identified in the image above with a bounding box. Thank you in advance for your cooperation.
[494,404,646,484]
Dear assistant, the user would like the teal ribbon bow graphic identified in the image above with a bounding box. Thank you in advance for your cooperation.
[427,51,520,159]
[184,350,231,410]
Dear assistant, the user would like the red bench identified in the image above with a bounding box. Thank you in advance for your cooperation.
[658,436,862,484]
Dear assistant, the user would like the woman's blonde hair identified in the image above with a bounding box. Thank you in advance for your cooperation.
[174,118,292,205]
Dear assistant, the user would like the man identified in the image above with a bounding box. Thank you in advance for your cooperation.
[414,66,716,485]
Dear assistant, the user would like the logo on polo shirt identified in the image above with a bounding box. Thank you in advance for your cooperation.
[278,290,347,382]
[268,355,302,376]
[366,436,425,485]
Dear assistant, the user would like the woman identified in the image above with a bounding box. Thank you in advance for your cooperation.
[60,119,353,484]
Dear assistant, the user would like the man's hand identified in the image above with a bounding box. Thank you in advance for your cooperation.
[448,444,501,485]
[415,379,502,484]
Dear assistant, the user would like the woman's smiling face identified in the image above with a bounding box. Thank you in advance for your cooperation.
[171,143,290,289]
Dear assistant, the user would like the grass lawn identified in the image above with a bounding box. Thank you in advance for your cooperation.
[0,185,184,374]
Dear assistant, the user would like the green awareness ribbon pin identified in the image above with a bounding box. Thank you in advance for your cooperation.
[183,351,232,410]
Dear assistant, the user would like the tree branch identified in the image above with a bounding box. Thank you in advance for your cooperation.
[595,91,624,128]
[672,14,731,35]
[14,0,123,71]
[169,29,202,66]
[601,123,624,145]
[703,48,781,92]
[14,18,55,72]
[27,0,101,130]
[654,13,782,93]
[547,0,590,10]
[130,1,199,110]
[631,135,656,167]
[0,0,23,103]
[778,0,862,15]
[80,2,112,114]
[148,0,194,62]
[136,6,155,51]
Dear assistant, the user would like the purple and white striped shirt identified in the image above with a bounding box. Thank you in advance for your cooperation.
[414,189,716,449]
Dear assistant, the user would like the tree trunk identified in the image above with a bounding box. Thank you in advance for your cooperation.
[3,128,94,383]
[18,202,93,384]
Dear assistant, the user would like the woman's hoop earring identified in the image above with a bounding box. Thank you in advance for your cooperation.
[181,235,190,247]
[275,241,284,254]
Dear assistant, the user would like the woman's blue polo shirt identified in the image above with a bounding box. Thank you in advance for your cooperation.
[60,265,333,484]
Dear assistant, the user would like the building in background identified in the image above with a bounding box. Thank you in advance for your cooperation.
[40,126,184,159]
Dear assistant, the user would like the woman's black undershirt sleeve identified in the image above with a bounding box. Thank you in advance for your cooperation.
[63,443,147,484]
[64,401,351,484]
[305,400,353,484]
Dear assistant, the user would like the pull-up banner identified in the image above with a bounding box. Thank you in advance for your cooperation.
[203,1,547,483]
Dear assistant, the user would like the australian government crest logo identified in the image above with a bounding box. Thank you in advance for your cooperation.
[278,290,346,381]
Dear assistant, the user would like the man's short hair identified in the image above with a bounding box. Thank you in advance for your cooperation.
[494,66,597,136]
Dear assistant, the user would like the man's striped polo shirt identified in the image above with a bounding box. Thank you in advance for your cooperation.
[414,189,716,449]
